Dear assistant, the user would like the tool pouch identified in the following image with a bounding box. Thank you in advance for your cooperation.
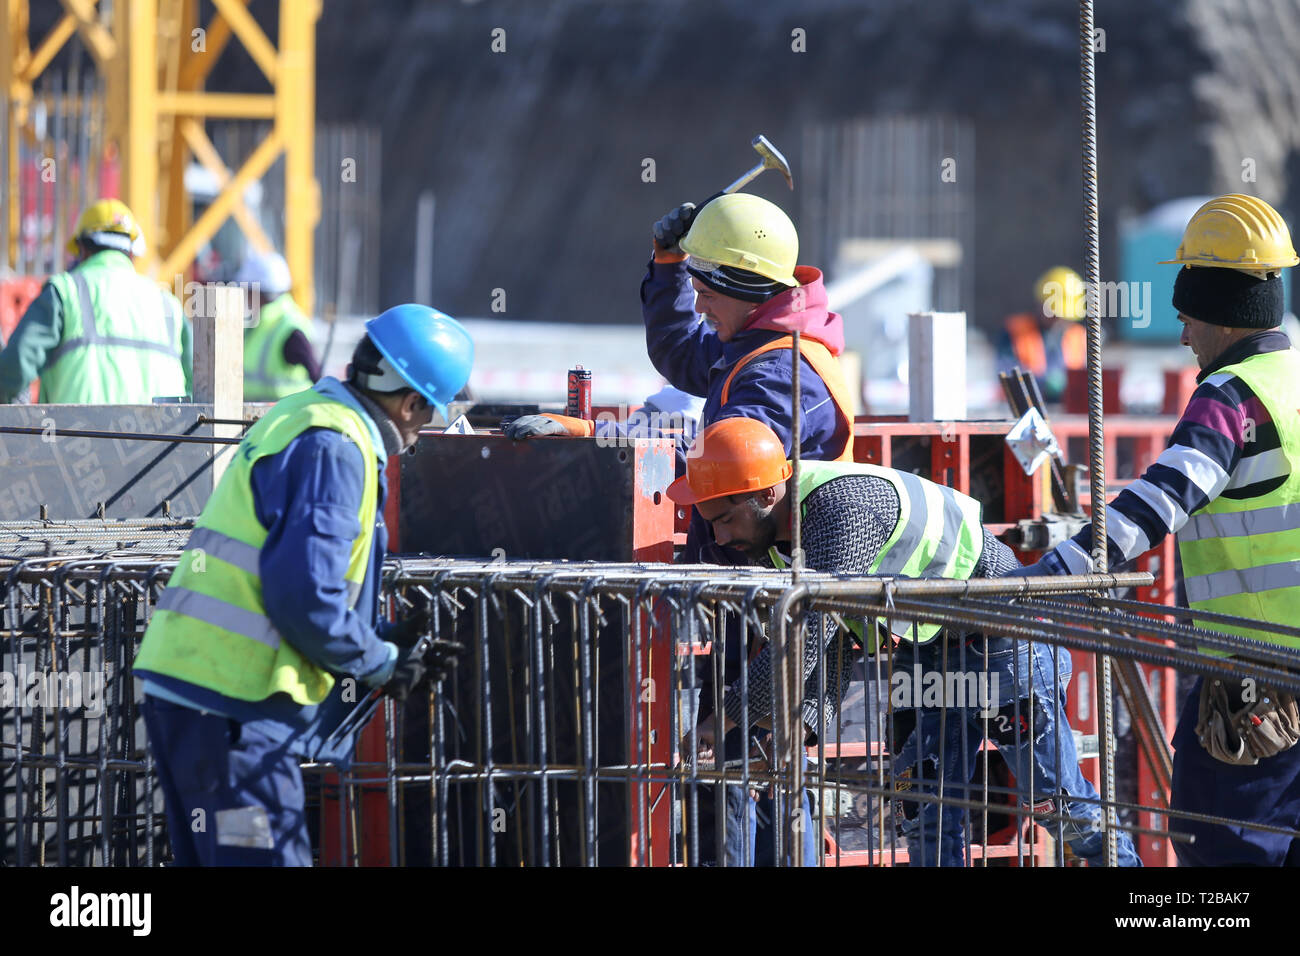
[1196,677,1300,766]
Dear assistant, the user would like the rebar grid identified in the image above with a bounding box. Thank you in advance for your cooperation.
[4,556,1299,866]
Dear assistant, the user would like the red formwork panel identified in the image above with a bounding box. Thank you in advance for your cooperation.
[1064,367,1123,415]
[853,413,1180,866]
[0,278,43,402]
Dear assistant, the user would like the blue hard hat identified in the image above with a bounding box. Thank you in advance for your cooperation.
[364,305,474,417]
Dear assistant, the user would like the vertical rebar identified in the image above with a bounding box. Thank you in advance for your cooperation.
[478,588,496,867]
[791,331,803,578]
[1080,0,1118,868]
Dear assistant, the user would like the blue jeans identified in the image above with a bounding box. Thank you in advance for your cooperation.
[689,726,819,867]
[142,697,312,866]
[890,634,1142,867]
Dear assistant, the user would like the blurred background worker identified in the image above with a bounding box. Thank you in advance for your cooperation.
[997,265,1088,403]
[0,198,190,404]
[1018,194,1300,866]
[671,418,1136,866]
[236,250,322,402]
[134,304,473,866]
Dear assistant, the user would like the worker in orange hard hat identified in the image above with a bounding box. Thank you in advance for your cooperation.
[0,198,191,404]
[672,417,1140,867]
[997,266,1089,403]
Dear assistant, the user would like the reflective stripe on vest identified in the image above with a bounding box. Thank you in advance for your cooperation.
[40,253,187,403]
[768,460,985,648]
[720,336,855,462]
[244,294,314,401]
[55,271,182,364]
[1176,348,1300,652]
[134,387,380,704]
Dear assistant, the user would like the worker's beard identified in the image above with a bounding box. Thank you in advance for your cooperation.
[732,498,779,562]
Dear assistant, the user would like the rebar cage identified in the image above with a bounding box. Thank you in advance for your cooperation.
[4,555,1300,866]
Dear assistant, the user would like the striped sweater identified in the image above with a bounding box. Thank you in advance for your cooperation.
[1041,330,1294,577]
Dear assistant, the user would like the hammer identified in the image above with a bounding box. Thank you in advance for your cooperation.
[723,135,794,193]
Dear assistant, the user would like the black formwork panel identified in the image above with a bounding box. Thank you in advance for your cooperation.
[396,434,674,561]
[396,436,673,865]
[398,594,636,867]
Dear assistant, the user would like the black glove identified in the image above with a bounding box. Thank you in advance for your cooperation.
[652,202,697,254]
[503,414,568,440]
[383,603,431,650]
[381,644,429,702]
[423,638,465,683]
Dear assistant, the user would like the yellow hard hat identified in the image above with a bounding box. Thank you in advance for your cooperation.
[1158,193,1298,277]
[66,198,145,257]
[1034,266,1086,321]
[679,193,799,288]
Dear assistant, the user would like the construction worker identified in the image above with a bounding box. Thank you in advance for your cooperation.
[504,195,854,864]
[505,193,854,554]
[133,304,474,866]
[0,198,191,403]
[1020,194,1300,866]
[671,417,1139,866]
[997,266,1088,403]
[236,250,322,402]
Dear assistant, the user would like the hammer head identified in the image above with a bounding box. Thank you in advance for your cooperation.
[752,135,793,190]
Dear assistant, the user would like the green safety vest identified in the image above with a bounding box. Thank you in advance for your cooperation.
[42,250,187,403]
[1178,348,1300,653]
[134,386,380,704]
[243,293,315,402]
[769,460,986,647]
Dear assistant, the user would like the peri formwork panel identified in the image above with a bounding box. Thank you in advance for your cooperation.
[0,404,239,521]
[396,434,676,563]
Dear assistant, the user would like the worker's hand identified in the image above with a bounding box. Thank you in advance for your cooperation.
[381,644,428,702]
[681,713,718,765]
[423,638,466,684]
[383,601,432,650]
[502,414,594,439]
[652,202,697,255]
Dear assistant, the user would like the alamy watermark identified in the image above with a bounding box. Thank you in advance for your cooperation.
[889,664,999,719]
[167,276,263,326]
[0,666,105,717]
[1041,278,1153,329]
[593,406,700,449]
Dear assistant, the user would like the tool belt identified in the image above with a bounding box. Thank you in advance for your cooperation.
[1196,677,1300,766]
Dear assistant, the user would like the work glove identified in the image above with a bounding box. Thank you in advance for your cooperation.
[382,600,432,650]
[652,202,697,255]
[502,414,594,439]
[381,644,429,702]
[423,638,466,684]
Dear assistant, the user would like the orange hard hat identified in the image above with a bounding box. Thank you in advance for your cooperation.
[666,417,792,505]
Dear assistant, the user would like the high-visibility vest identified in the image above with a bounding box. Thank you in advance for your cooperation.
[720,335,856,462]
[41,250,187,403]
[1005,313,1047,378]
[768,460,986,647]
[244,293,315,402]
[1177,348,1300,652]
[134,385,380,704]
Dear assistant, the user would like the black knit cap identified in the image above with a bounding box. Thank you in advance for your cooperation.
[686,262,787,304]
[1172,266,1284,329]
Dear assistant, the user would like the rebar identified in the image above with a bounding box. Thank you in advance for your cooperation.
[6,555,1300,867]
[1079,0,1118,869]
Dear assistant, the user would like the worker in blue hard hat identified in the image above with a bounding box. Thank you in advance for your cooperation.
[235,250,322,402]
[135,304,474,866]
